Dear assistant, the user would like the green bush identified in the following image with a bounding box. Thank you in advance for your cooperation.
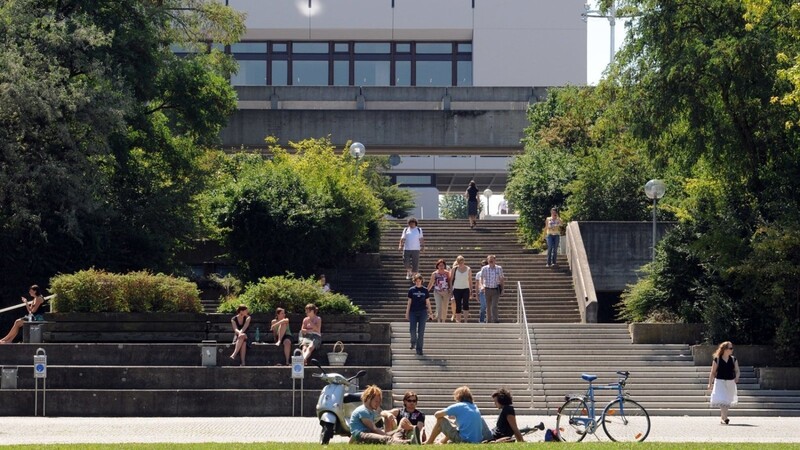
[50,269,202,313]
[217,275,362,315]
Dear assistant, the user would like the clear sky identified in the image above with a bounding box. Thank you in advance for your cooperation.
[586,0,629,85]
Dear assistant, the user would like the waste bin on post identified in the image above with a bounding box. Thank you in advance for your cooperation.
[23,321,47,343]
[1,367,17,389]
[201,340,217,367]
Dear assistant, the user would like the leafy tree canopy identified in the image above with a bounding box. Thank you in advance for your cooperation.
[0,0,244,301]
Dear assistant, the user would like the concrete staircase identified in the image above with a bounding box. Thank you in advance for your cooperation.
[390,322,800,416]
[333,219,581,323]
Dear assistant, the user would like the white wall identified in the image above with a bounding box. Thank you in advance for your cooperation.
[407,187,440,220]
[229,0,587,86]
[473,0,587,86]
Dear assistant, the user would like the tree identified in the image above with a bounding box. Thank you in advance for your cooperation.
[439,194,483,220]
[209,138,385,281]
[0,0,244,301]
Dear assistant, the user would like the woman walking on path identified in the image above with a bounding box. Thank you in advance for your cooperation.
[708,341,740,424]
[229,304,251,365]
[406,274,433,356]
[544,208,563,267]
[465,181,479,229]
[450,255,472,323]
[427,259,451,323]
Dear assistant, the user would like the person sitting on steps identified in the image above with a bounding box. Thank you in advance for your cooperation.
[270,307,293,365]
[0,285,47,344]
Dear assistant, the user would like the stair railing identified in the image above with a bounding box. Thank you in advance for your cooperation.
[565,221,598,323]
[515,281,547,413]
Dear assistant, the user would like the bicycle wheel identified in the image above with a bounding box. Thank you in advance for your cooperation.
[601,398,651,442]
[556,398,590,442]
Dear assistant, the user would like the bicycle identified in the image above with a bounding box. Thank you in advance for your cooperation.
[556,370,651,442]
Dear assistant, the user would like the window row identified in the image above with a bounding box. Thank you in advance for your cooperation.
[175,41,473,87]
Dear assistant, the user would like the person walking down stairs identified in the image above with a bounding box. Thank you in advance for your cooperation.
[399,217,424,280]
[427,259,452,323]
[450,255,473,323]
[477,255,505,323]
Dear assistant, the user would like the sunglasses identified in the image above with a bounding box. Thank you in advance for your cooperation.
[405,398,418,403]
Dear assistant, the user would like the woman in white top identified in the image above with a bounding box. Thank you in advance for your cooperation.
[450,255,473,323]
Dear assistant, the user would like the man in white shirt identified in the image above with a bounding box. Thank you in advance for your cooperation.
[399,217,424,280]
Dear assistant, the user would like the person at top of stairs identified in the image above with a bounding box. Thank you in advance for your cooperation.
[466,180,479,229]
[399,217,424,280]
[427,259,452,323]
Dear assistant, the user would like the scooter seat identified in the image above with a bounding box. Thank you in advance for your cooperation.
[344,393,362,403]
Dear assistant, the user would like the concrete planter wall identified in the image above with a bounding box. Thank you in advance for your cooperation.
[756,368,800,390]
[691,345,778,367]
[628,323,704,344]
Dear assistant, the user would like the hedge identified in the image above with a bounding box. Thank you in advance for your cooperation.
[217,275,362,315]
[50,269,203,313]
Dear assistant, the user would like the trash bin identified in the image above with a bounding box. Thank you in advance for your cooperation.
[201,340,217,367]
[1,367,18,389]
[22,321,47,344]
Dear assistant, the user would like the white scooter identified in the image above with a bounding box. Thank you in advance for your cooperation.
[311,358,367,444]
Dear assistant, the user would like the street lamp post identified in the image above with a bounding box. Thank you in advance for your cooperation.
[483,188,493,218]
[644,179,666,262]
[582,1,618,63]
[349,142,366,161]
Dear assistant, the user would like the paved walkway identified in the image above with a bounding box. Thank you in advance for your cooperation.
[1,416,799,445]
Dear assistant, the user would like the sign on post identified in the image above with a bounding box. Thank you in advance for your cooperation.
[291,349,304,379]
[34,348,47,416]
[33,348,46,379]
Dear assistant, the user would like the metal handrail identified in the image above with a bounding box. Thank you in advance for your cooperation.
[516,281,547,413]
[0,295,55,315]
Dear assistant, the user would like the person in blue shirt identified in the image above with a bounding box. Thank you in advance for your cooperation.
[349,385,409,444]
[425,385,492,444]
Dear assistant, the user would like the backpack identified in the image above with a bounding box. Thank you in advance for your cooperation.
[544,428,560,442]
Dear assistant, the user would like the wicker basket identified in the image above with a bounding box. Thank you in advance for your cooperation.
[327,341,348,366]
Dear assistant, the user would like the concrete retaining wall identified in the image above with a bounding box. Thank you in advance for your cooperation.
[578,222,676,292]
[757,367,800,390]
[629,323,704,344]
[691,345,779,367]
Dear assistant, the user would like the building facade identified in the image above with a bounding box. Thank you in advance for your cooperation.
[220,0,587,217]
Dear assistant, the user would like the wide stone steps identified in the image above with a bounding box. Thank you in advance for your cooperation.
[389,322,800,416]
[335,218,581,324]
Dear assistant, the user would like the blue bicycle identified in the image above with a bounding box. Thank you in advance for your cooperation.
[556,371,650,442]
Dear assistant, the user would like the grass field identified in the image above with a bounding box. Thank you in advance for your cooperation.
[3,444,799,449]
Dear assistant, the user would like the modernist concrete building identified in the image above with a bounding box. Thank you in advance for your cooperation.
[218,0,587,217]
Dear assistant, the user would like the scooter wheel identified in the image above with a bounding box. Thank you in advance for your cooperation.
[320,422,335,444]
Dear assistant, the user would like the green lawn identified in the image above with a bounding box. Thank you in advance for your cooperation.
[2,444,799,449]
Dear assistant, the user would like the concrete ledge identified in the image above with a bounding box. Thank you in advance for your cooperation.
[691,345,778,367]
[0,343,391,367]
[757,367,800,389]
[10,365,393,390]
[629,323,703,344]
[0,384,393,417]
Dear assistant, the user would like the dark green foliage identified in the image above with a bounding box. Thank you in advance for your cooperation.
[50,269,202,313]
[362,156,415,219]
[208,139,385,281]
[217,275,362,316]
[0,0,243,304]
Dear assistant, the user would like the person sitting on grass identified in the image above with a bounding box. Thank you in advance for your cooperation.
[349,385,410,445]
[487,388,526,443]
[425,385,492,444]
[386,391,427,444]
